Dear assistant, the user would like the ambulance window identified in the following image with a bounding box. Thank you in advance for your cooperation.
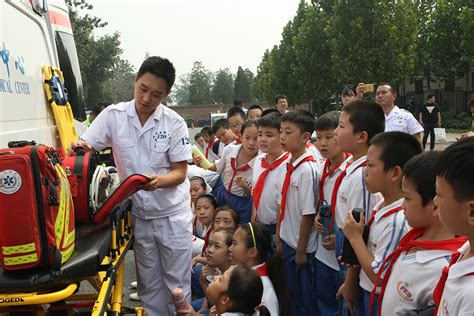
[55,31,86,121]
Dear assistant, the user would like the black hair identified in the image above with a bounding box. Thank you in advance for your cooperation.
[342,100,385,145]
[194,133,203,141]
[370,132,422,171]
[403,151,442,206]
[239,223,291,316]
[426,94,435,100]
[377,82,397,95]
[201,126,213,136]
[189,176,206,190]
[261,108,280,117]
[227,107,246,121]
[275,95,287,104]
[212,118,230,134]
[241,120,258,136]
[196,193,218,210]
[281,110,315,134]
[227,265,270,316]
[213,227,236,248]
[315,111,340,132]
[248,104,263,112]
[137,56,176,92]
[233,99,243,107]
[435,137,474,200]
[91,102,111,116]
[257,111,282,130]
[215,205,240,225]
[341,85,356,97]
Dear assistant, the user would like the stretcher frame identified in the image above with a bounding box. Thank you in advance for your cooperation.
[0,201,141,316]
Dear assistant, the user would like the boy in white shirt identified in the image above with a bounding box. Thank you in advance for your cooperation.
[373,151,467,315]
[333,100,385,314]
[252,112,288,234]
[275,111,319,315]
[342,131,422,315]
[433,137,474,315]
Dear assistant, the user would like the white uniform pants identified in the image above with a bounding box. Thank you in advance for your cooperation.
[133,211,193,316]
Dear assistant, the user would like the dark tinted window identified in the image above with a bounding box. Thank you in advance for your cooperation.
[55,31,86,121]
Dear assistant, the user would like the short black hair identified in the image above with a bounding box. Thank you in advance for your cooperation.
[241,120,258,135]
[435,137,474,200]
[257,111,282,130]
[427,94,435,100]
[315,111,340,132]
[215,205,240,224]
[275,95,287,104]
[227,107,246,121]
[137,56,176,92]
[377,82,397,95]
[261,108,280,117]
[404,151,442,206]
[281,110,315,134]
[248,104,263,112]
[370,131,422,171]
[342,85,356,97]
[194,133,203,141]
[201,126,213,136]
[233,99,243,107]
[343,100,385,145]
[212,118,230,134]
[227,265,264,314]
[91,102,111,116]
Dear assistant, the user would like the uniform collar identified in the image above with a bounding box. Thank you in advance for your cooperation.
[373,197,404,223]
[386,106,400,119]
[290,151,312,166]
[448,241,474,280]
[127,100,164,121]
[416,249,452,264]
[345,155,367,175]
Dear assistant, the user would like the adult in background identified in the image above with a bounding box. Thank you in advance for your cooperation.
[233,98,247,114]
[275,95,289,114]
[419,94,441,150]
[69,56,192,316]
[375,83,423,142]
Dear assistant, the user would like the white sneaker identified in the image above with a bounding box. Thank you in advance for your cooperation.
[129,292,140,301]
[130,281,137,288]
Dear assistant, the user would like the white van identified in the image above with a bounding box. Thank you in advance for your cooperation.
[0,0,86,149]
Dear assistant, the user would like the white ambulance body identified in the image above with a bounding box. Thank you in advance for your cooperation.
[0,0,86,150]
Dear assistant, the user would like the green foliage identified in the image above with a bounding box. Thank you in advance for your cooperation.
[442,111,471,130]
[101,58,135,103]
[212,68,234,104]
[234,66,254,102]
[189,61,212,105]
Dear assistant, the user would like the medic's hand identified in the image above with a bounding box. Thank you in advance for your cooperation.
[67,140,93,156]
[140,174,160,191]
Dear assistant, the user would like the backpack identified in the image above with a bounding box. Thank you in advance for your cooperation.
[0,144,75,271]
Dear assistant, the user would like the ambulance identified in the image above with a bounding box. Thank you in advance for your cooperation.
[0,0,86,150]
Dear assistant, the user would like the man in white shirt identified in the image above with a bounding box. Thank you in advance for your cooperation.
[375,83,423,142]
[69,56,192,316]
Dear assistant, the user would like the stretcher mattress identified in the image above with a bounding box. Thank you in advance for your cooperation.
[0,222,111,293]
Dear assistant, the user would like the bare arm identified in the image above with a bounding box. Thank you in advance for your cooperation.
[275,205,282,255]
[295,214,316,266]
[413,132,422,143]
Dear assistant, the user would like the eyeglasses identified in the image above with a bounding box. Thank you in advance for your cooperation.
[229,121,243,129]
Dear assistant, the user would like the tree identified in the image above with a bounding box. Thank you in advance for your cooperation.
[101,58,135,104]
[234,66,254,102]
[254,47,279,102]
[188,61,212,105]
[173,74,191,105]
[212,68,234,104]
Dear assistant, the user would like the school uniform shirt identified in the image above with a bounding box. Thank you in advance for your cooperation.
[306,142,325,174]
[205,136,225,163]
[335,156,382,229]
[315,160,350,271]
[384,106,424,135]
[252,152,289,225]
[214,144,256,197]
[359,198,410,293]
[81,100,192,219]
[253,263,279,316]
[277,152,319,253]
[381,249,451,315]
[437,241,474,316]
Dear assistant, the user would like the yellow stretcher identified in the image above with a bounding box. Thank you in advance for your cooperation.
[0,201,144,316]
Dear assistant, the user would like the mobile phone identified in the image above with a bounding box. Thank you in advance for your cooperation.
[341,208,368,265]
[362,83,374,93]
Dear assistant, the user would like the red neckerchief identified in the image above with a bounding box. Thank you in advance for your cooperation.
[367,205,404,229]
[369,227,468,315]
[253,152,290,213]
[201,228,213,256]
[227,157,251,193]
[327,159,367,234]
[235,137,242,144]
[433,244,474,315]
[318,154,349,208]
[205,136,217,159]
[255,263,268,277]
[279,155,315,222]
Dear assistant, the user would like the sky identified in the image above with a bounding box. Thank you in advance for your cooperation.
[89,0,300,77]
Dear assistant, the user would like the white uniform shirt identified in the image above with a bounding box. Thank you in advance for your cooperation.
[306,142,324,174]
[278,152,319,253]
[382,249,451,315]
[82,100,192,219]
[335,156,382,228]
[252,152,288,225]
[206,137,225,163]
[253,263,279,316]
[359,198,410,293]
[315,160,350,271]
[437,241,474,316]
[385,106,424,135]
[215,144,256,197]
